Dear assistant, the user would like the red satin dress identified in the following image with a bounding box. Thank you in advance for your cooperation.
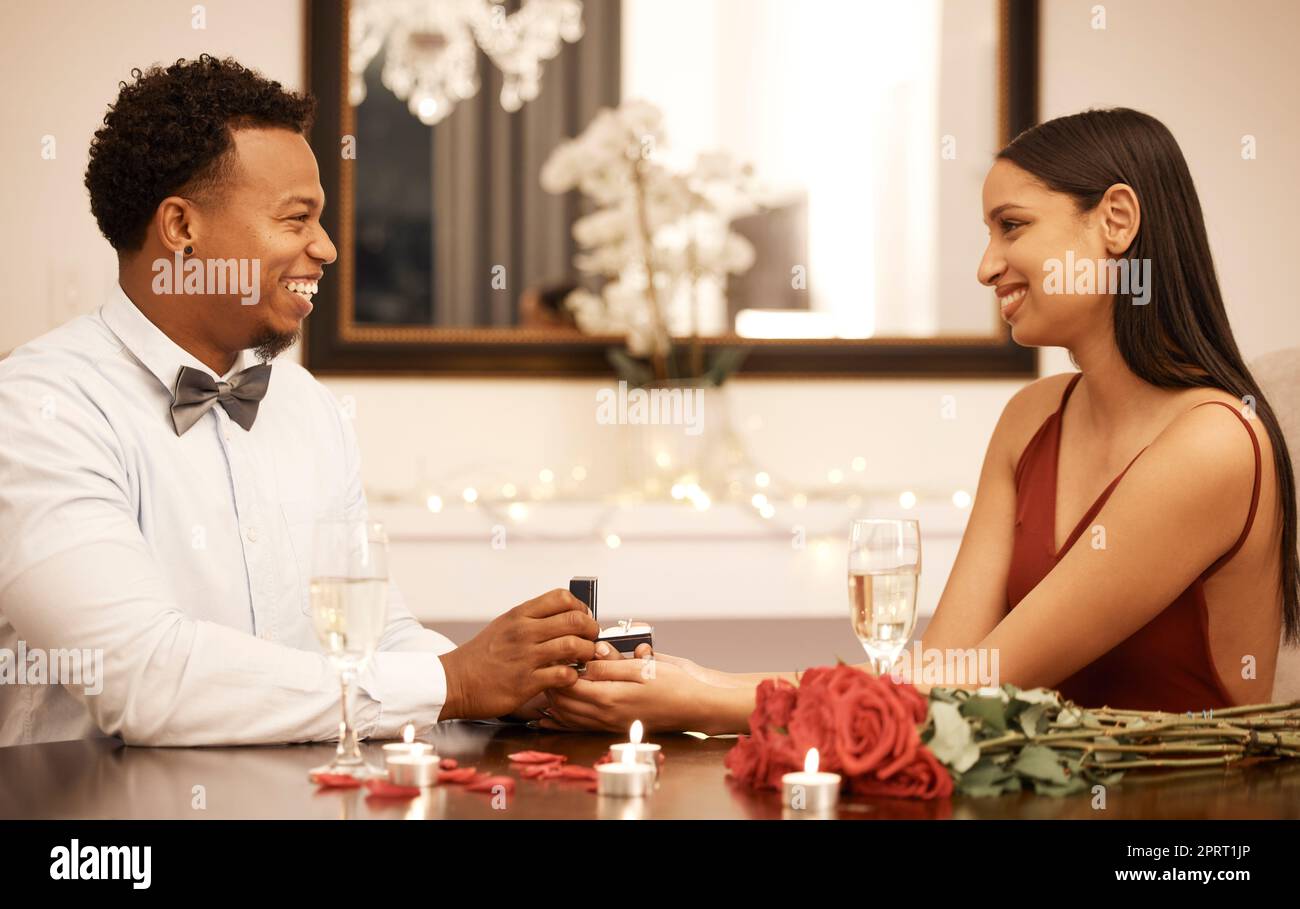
[1004,372,1262,712]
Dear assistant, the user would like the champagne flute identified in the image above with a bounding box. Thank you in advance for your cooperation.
[308,519,389,780]
[847,518,920,678]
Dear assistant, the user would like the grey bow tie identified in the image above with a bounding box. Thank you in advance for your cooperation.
[170,363,272,436]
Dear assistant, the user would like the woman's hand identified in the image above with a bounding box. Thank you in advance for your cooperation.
[538,654,751,736]
[640,651,745,688]
[593,640,744,689]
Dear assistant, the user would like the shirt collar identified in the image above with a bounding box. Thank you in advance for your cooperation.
[101,284,248,399]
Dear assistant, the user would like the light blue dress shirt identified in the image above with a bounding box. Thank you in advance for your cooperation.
[0,284,455,746]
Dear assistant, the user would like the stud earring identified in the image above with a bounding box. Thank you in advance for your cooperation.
[184,245,193,255]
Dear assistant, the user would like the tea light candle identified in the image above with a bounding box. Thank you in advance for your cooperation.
[387,752,440,788]
[596,745,654,798]
[383,723,436,761]
[609,720,661,774]
[597,793,647,821]
[781,748,841,815]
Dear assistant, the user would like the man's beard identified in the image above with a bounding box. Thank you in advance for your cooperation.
[250,327,300,363]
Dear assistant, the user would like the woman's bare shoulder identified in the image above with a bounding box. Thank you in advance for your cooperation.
[1158,386,1277,475]
[1004,372,1078,421]
[989,372,1079,464]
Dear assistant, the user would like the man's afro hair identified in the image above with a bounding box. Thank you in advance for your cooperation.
[85,54,316,252]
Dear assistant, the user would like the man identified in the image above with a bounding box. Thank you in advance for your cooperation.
[0,55,604,747]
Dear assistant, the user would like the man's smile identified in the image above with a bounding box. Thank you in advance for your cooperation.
[281,275,320,315]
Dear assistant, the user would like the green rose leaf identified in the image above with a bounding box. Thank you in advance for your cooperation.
[1017,702,1052,739]
[1013,687,1061,706]
[955,757,1019,797]
[960,695,1008,734]
[1012,744,1071,784]
[976,686,1011,703]
[928,701,981,772]
[1054,705,1083,728]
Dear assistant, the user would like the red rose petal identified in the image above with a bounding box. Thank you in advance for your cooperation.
[438,766,480,784]
[518,764,552,779]
[439,758,459,770]
[467,775,516,794]
[557,765,599,781]
[363,779,422,799]
[507,750,568,765]
[310,772,364,789]
[594,753,613,766]
[585,782,599,793]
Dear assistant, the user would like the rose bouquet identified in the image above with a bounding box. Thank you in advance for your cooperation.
[726,663,1300,800]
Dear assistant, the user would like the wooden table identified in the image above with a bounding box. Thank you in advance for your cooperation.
[3,722,1300,820]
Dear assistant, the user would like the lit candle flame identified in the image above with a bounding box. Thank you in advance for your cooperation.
[629,720,643,746]
[402,723,415,745]
[804,747,819,774]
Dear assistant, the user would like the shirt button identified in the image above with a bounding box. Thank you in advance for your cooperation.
[246,527,259,542]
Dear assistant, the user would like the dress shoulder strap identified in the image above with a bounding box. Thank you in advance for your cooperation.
[1012,373,1083,487]
[1058,372,1084,412]
[1192,400,1264,576]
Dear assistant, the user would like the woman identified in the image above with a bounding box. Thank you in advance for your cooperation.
[541,109,1299,735]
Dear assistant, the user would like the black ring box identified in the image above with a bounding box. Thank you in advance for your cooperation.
[569,576,654,656]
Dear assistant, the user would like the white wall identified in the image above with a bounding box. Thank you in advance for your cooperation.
[0,0,304,354]
[2,0,1297,630]
[1038,0,1300,364]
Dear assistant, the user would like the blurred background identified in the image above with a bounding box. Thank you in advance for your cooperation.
[2,0,1297,671]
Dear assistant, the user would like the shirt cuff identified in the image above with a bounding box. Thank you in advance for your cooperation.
[353,649,450,739]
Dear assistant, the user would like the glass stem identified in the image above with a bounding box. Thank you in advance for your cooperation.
[336,669,362,763]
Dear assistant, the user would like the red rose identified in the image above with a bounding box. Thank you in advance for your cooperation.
[723,735,763,784]
[724,664,953,801]
[750,678,802,780]
[785,669,844,776]
[751,679,798,741]
[848,744,953,800]
[834,675,905,777]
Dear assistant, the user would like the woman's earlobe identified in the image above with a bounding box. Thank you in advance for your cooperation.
[1105,232,1137,258]
[1107,228,1140,258]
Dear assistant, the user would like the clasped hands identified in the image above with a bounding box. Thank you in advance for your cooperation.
[436,588,746,736]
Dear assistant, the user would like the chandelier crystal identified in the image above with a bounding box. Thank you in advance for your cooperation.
[349,0,585,125]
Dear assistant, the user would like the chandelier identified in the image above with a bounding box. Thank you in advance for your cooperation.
[349,0,585,126]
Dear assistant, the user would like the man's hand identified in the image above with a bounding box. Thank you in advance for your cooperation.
[437,589,599,720]
[503,640,655,722]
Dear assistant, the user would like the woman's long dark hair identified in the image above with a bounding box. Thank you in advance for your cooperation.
[999,108,1299,646]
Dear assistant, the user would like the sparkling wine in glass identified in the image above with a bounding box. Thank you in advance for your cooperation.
[848,518,920,677]
[308,519,389,780]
